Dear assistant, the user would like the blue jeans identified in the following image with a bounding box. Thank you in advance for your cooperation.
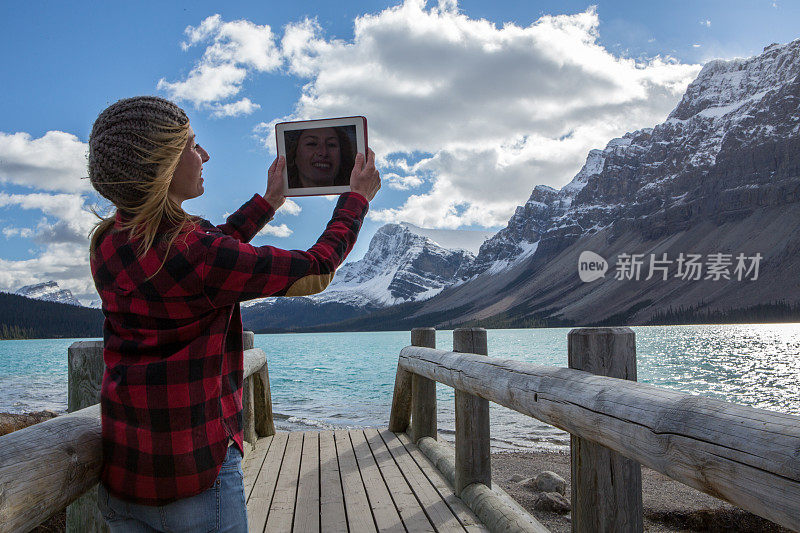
[97,445,248,532]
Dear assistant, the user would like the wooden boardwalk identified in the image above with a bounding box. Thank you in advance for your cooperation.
[243,429,489,533]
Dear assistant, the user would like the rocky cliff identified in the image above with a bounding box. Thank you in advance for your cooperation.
[15,281,82,307]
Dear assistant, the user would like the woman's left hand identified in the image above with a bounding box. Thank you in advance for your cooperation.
[265,156,286,211]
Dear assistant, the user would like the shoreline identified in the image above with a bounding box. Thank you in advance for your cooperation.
[491,449,791,533]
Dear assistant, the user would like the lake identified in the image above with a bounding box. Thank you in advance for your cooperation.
[1,324,798,451]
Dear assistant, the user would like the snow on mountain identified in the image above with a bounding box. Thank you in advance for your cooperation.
[397,223,493,255]
[241,222,490,322]
[312,223,478,307]
[15,281,82,307]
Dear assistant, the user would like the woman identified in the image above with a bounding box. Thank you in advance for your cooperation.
[286,126,356,188]
[87,96,379,532]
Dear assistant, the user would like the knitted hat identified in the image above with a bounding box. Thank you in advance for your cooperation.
[88,96,188,207]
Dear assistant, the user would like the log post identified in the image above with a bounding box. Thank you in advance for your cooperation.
[66,340,109,533]
[410,327,437,443]
[242,330,254,351]
[241,332,257,447]
[388,365,413,432]
[569,327,643,533]
[253,364,275,437]
[453,327,490,495]
[242,375,257,446]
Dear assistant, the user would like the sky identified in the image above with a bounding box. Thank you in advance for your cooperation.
[1,0,798,304]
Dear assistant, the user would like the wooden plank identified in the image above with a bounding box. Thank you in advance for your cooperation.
[569,327,643,533]
[396,432,488,532]
[243,434,274,502]
[452,328,491,495]
[334,430,377,533]
[350,429,404,532]
[294,432,320,533]
[319,430,347,532]
[266,431,304,532]
[379,429,464,531]
[248,431,289,533]
[364,428,435,533]
[398,345,800,532]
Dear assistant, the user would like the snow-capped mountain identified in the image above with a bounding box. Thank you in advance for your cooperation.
[15,281,82,307]
[346,39,800,329]
[241,223,493,331]
[312,223,492,307]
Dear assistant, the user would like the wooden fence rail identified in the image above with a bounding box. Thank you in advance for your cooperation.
[389,327,800,533]
[0,332,274,533]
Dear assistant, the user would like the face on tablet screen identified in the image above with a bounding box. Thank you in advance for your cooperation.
[286,125,357,188]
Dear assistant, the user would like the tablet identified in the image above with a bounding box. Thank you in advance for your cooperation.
[275,116,368,197]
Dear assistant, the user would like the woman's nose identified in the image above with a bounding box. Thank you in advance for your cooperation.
[201,146,210,162]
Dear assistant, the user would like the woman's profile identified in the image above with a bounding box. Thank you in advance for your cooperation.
[87,96,379,532]
[286,126,356,188]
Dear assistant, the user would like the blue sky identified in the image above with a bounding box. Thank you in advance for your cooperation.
[1,0,798,303]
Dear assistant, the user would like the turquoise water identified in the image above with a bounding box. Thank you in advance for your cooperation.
[2,324,798,450]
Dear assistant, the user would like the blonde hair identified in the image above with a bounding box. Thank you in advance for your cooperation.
[89,121,198,278]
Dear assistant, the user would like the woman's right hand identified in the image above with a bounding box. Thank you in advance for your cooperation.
[349,148,381,202]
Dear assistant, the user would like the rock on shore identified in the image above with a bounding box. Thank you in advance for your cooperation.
[0,410,59,436]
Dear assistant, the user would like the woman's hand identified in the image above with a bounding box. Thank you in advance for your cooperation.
[264,156,286,211]
[349,148,381,202]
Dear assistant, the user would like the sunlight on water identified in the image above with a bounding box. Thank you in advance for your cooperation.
[1,324,797,451]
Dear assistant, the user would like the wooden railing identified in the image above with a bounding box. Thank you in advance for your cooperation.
[389,327,800,533]
[0,331,274,533]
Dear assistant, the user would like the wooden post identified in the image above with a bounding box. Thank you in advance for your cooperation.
[388,365,413,432]
[66,340,109,533]
[410,327,437,443]
[242,375,257,446]
[569,327,643,533]
[243,330,254,351]
[453,327,490,495]
[253,364,275,437]
[241,331,258,446]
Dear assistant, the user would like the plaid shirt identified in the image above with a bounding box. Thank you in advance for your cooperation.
[91,192,368,505]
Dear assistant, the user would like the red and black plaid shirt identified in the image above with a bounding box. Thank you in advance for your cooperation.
[91,192,368,505]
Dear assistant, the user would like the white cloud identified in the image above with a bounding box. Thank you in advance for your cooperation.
[383,172,424,190]
[701,19,711,27]
[260,2,700,228]
[210,97,261,118]
[0,243,94,304]
[280,198,301,215]
[257,223,292,238]
[0,191,103,302]
[0,131,90,193]
[158,14,282,108]
[0,192,96,243]
[2,226,34,239]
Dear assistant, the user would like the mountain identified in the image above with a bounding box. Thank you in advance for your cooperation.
[0,292,103,339]
[307,39,800,330]
[15,281,82,307]
[241,223,493,332]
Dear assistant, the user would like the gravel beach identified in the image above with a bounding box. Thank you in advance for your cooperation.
[491,449,793,533]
